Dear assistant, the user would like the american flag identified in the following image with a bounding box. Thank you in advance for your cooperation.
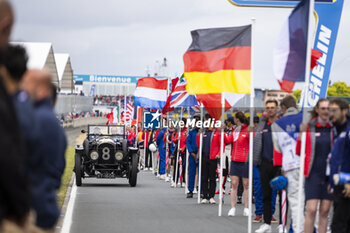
[122,101,134,124]
[170,77,199,108]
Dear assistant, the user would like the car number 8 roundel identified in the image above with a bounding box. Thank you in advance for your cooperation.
[102,147,110,160]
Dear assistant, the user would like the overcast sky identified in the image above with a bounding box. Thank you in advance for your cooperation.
[10,0,350,89]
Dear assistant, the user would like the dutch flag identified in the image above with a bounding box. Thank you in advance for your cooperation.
[134,77,168,109]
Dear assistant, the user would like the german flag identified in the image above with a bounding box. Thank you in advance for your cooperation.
[184,25,251,95]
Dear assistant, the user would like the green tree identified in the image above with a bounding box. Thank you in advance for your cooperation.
[292,89,302,103]
[327,82,350,97]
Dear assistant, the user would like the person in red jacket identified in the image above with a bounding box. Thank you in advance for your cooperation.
[173,118,187,187]
[128,125,137,146]
[225,112,250,216]
[197,117,223,204]
[296,98,333,233]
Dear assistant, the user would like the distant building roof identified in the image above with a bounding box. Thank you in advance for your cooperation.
[10,42,59,87]
[54,53,73,93]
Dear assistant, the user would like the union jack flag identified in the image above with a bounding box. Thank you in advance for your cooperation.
[170,77,199,108]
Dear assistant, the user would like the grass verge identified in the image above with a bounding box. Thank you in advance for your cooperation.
[57,146,75,208]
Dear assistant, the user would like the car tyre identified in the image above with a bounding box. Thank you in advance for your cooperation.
[129,153,138,187]
[75,153,82,186]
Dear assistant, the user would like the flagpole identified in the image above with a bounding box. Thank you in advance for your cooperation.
[124,94,126,124]
[186,107,190,194]
[297,0,314,232]
[218,93,225,216]
[197,104,204,204]
[175,107,183,187]
[118,97,121,124]
[136,106,139,132]
[248,17,256,233]
[166,76,170,182]
[158,112,162,178]
[129,97,131,126]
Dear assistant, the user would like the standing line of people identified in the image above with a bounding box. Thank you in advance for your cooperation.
[0,2,67,232]
[136,94,350,233]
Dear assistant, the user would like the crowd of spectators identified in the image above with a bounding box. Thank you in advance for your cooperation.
[58,111,108,124]
[93,95,134,106]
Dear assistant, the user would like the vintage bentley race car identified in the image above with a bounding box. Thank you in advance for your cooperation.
[74,125,139,187]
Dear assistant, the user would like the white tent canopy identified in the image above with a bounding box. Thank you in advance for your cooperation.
[54,53,73,93]
[10,42,59,87]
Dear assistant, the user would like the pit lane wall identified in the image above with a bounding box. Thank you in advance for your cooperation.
[55,95,93,115]
[55,95,107,128]
[61,117,107,128]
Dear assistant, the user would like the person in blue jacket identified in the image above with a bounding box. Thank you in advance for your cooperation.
[21,69,67,231]
[156,118,167,179]
[329,98,350,233]
[0,32,31,229]
[186,114,200,198]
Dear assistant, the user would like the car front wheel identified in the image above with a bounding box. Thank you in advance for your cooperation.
[129,153,138,187]
[75,153,82,186]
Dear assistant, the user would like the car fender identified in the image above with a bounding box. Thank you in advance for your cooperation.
[75,145,84,157]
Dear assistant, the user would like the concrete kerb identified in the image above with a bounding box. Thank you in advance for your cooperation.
[55,175,74,233]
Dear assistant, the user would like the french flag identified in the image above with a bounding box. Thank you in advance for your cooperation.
[273,0,312,93]
[134,77,168,109]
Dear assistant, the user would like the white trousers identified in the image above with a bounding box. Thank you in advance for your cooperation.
[285,168,305,233]
[139,148,145,167]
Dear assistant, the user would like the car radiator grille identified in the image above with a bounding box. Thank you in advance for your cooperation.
[97,143,115,164]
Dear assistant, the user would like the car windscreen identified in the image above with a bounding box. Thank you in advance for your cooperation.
[88,126,108,135]
[88,125,125,136]
[109,126,125,136]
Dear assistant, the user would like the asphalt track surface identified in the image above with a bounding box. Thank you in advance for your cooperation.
[68,171,280,233]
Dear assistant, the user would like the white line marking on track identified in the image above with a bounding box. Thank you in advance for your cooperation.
[61,178,77,233]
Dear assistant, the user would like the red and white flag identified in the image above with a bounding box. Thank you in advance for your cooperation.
[196,92,244,120]
[122,102,134,124]
[281,190,287,230]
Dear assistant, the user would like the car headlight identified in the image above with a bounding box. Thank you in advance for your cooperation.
[115,151,123,161]
[90,151,99,160]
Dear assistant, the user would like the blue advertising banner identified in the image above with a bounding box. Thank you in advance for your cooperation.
[303,0,344,107]
[73,74,143,84]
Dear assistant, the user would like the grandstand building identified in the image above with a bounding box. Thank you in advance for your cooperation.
[73,74,143,96]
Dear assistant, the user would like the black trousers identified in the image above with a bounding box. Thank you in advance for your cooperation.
[145,147,152,168]
[259,158,283,225]
[201,154,217,199]
[331,189,350,233]
[172,148,186,183]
